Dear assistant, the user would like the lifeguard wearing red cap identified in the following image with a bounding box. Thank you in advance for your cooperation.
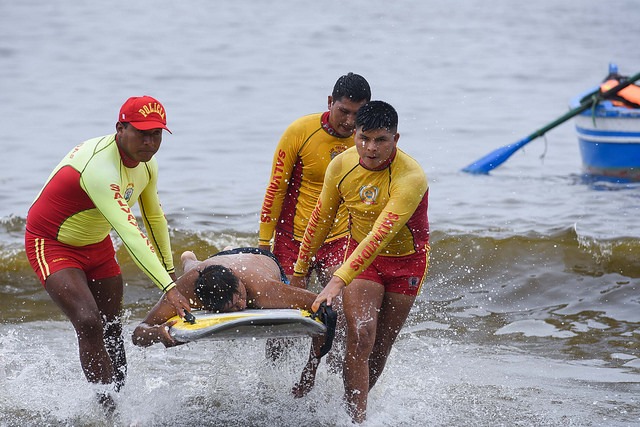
[119,95,172,134]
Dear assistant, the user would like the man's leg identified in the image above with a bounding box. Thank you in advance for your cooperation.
[44,268,116,386]
[89,275,126,391]
[291,335,324,398]
[368,292,416,390]
[341,279,385,423]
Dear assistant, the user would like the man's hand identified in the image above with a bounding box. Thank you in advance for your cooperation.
[132,318,179,348]
[157,318,180,348]
[164,287,191,318]
[312,276,346,312]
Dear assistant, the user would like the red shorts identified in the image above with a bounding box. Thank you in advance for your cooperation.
[25,231,121,286]
[346,238,430,296]
[273,231,348,276]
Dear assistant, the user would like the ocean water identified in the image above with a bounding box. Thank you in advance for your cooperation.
[1,0,639,425]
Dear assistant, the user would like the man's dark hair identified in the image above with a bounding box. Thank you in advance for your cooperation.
[332,72,371,103]
[194,265,239,312]
[355,100,398,133]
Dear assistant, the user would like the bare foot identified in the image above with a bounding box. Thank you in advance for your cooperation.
[180,250,196,264]
[97,392,117,418]
[291,357,319,398]
[291,377,315,398]
[180,251,198,272]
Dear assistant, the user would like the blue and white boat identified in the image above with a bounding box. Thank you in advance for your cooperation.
[570,64,640,181]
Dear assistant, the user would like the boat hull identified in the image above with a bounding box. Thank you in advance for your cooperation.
[571,93,640,181]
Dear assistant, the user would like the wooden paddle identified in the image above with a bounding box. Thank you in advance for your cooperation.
[461,70,640,174]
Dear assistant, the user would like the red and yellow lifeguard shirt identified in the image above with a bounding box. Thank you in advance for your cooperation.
[294,146,429,285]
[259,112,354,246]
[26,134,176,291]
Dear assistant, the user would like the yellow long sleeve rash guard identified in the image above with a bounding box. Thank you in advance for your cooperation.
[26,134,176,292]
[294,146,430,285]
[259,112,354,246]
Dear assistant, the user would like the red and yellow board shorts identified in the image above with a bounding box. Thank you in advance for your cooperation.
[25,231,121,286]
[346,238,430,296]
[273,230,348,276]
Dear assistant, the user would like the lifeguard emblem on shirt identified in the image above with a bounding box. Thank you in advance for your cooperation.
[124,184,134,202]
[330,145,348,160]
[359,185,379,205]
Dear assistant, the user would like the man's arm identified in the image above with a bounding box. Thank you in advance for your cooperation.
[293,161,342,278]
[132,267,200,348]
[250,278,318,310]
[80,160,176,292]
[258,121,304,246]
[138,162,175,275]
[132,290,182,347]
[333,171,428,286]
[80,159,191,317]
[311,183,427,311]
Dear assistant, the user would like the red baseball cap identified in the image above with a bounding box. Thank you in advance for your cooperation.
[119,95,172,133]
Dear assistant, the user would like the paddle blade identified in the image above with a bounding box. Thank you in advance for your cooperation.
[462,136,532,174]
[462,69,640,175]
